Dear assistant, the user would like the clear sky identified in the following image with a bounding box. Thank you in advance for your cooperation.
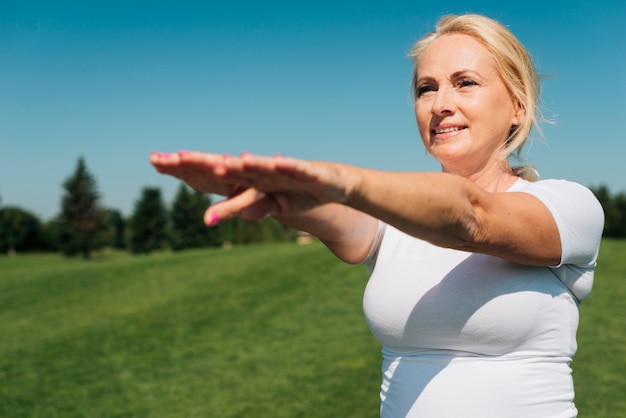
[1,0,624,220]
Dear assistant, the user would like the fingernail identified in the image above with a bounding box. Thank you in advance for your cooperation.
[214,164,226,175]
[156,152,170,157]
[241,151,252,157]
[177,150,190,155]
[207,212,220,227]
[274,153,283,159]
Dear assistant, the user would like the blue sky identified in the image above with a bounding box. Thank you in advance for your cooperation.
[1,0,624,220]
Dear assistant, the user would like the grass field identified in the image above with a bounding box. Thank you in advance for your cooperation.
[1,240,624,417]
[575,239,626,416]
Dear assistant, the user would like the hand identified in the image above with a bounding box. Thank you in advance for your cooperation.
[218,152,351,201]
[150,151,355,226]
[149,151,235,196]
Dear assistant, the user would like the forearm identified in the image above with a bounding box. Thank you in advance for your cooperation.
[274,203,379,264]
[345,169,479,250]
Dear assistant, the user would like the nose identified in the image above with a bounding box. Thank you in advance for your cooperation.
[432,86,456,116]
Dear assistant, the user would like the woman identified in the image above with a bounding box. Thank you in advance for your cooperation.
[150,14,604,417]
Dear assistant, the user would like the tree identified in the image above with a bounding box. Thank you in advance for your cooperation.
[57,157,105,259]
[609,192,626,237]
[217,216,297,245]
[0,206,41,255]
[129,187,168,254]
[590,184,626,238]
[38,218,62,252]
[170,183,220,250]
[99,208,127,250]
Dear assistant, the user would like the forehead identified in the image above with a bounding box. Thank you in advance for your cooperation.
[418,33,495,76]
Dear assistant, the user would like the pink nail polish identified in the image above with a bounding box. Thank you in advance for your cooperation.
[156,152,171,157]
[177,150,190,155]
[214,164,226,175]
[207,212,220,226]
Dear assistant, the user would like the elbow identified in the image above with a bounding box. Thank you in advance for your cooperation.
[439,204,486,251]
[325,243,372,265]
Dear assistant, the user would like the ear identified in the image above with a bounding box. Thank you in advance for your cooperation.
[511,99,524,126]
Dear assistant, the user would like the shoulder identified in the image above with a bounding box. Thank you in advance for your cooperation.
[511,178,602,217]
[513,178,604,266]
[512,177,596,197]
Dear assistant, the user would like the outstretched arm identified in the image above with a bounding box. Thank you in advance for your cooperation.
[149,151,378,264]
[151,151,562,266]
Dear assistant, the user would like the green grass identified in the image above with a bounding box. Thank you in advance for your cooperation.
[0,243,381,417]
[575,239,626,417]
[1,240,625,417]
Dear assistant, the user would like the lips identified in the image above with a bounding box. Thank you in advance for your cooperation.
[433,126,466,135]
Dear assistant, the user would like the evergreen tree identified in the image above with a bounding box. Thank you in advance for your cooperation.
[170,183,220,250]
[129,187,168,254]
[58,157,105,259]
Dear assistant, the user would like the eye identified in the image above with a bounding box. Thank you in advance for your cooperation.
[456,78,478,89]
[416,84,436,98]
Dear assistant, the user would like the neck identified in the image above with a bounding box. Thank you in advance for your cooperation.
[442,160,518,192]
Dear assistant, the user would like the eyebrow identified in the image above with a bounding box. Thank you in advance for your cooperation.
[451,69,482,79]
[416,69,482,84]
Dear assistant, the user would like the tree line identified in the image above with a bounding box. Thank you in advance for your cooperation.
[2,158,626,257]
[589,185,626,238]
[0,157,297,258]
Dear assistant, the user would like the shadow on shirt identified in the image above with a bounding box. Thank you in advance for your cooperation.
[382,253,571,416]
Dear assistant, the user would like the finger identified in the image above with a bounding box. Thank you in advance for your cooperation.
[203,188,272,226]
[149,151,181,172]
[150,152,199,182]
[223,154,308,189]
[240,154,320,182]
[179,152,241,170]
[151,151,245,196]
[152,150,231,171]
[206,154,278,189]
[239,196,276,221]
[150,150,206,176]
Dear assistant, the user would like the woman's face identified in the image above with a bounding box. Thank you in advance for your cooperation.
[414,33,521,176]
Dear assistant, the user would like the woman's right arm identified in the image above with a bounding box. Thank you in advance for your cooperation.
[276,203,379,264]
[150,151,379,264]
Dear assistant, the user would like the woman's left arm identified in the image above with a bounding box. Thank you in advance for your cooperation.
[215,154,564,266]
[345,168,563,266]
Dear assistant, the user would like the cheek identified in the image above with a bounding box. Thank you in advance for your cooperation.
[486,90,519,127]
[414,103,430,135]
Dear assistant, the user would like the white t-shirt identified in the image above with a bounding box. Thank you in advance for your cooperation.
[362,178,604,418]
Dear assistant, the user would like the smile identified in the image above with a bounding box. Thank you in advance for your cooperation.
[433,126,466,134]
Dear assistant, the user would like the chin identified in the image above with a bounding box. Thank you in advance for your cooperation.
[427,145,467,164]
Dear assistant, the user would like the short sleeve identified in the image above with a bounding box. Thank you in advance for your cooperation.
[362,220,387,273]
[519,179,604,267]
[517,179,604,302]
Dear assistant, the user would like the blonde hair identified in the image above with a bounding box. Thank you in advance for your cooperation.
[409,14,542,180]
